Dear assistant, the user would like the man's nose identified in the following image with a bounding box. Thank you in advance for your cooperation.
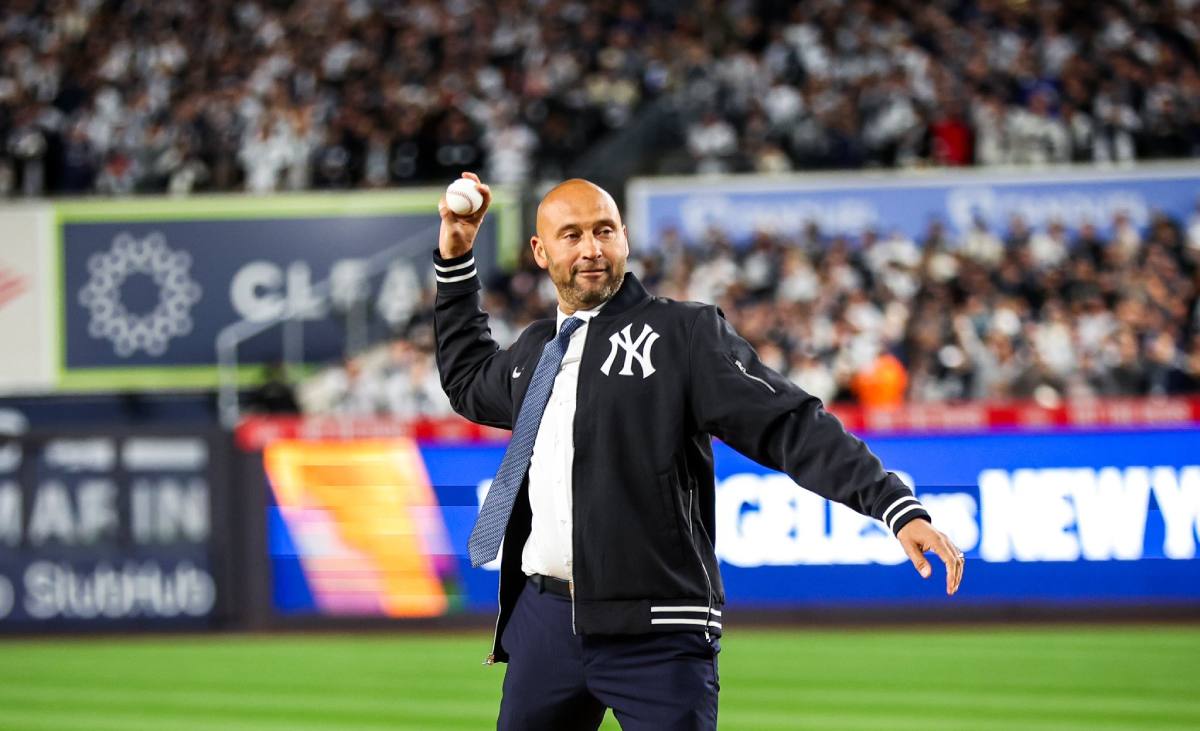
[581,234,603,258]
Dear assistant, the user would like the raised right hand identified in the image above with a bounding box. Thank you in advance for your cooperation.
[438,172,492,259]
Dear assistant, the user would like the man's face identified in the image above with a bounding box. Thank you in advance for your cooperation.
[532,181,629,312]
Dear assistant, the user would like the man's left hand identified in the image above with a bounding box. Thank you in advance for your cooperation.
[897,519,964,596]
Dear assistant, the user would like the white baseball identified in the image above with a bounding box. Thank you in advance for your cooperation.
[446,178,483,216]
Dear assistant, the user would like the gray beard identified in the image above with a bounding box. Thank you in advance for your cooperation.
[561,270,622,310]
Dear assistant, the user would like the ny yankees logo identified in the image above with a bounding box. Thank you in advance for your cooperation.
[601,323,659,378]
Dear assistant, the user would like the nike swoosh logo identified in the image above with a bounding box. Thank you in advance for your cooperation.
[512,367,523,379]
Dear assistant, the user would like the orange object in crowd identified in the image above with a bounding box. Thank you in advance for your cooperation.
[852,352,909,407]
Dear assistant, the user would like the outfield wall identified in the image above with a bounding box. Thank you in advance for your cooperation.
[2,413,1196,633]
[244,414,1200,626]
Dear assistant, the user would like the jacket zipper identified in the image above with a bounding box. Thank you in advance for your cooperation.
[485,553,502,665]
[734,358,776,394]
[570,318,599,637]
[685,484,714,641]
[487,321,586,663]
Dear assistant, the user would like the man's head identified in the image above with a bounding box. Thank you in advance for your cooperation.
[531,178,628,313]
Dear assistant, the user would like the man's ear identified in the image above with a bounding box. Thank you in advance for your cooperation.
[531,236,549,269]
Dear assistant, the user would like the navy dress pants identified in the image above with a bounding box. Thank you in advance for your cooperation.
[497,578,720,731]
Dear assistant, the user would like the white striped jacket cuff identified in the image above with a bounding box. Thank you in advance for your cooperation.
[878,493,931,536]
[432,250,480,291]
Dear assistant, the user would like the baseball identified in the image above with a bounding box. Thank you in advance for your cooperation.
[446,178,483,216]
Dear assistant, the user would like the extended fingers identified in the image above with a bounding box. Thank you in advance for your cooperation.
[898,521,964,595]
[901,535,932,579]
[931,537,964,595]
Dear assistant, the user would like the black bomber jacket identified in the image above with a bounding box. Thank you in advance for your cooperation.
[432,250,931,663]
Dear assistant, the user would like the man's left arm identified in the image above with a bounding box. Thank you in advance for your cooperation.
[686,306,964,595]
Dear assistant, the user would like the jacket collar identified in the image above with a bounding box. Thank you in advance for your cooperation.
[556,300,605,329]
[592,272,650,320]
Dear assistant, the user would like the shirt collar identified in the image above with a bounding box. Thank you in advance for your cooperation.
[556,300,605,330]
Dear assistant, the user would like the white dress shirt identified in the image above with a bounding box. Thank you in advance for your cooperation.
[520,302,604,581]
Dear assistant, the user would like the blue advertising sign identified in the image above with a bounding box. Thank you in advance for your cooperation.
[627,165,1200,248]
[54,192,513,389]
[267,427,1200,617]
[439,428,1200,610]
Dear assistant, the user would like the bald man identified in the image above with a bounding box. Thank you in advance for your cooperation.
[433,173,963,731]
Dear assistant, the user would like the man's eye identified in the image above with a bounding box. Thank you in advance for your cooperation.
[598,228,614,236]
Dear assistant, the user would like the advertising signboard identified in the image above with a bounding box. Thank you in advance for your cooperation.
[262,426,1200,618]
[53,190,516,391]
[264,438,457,617]
[0,431,227,628]
[627,164,1200,248]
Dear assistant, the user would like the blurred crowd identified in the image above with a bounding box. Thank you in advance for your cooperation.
[3,0,1200,197]
[678,0,1200,173]
[5,0,1199,417]
[294,207,1200,418]
[0,0,649,197]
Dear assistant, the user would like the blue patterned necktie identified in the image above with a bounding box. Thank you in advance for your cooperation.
[468,316,585,567]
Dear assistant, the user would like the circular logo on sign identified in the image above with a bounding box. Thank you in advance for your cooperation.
[78,232,203,357]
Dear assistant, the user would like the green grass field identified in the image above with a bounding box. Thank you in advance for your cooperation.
[1,626,1198,731]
